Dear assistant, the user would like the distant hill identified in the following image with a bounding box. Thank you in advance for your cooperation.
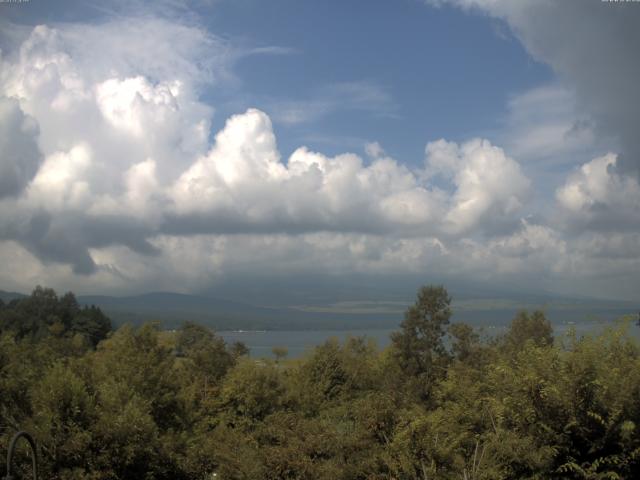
[76,291,406,330]
[77,291,636,332]
[3,287,635,332]
[0,290,27,303]
[78,292,290,330]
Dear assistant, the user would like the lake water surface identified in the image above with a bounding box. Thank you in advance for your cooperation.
[219,319,635,358]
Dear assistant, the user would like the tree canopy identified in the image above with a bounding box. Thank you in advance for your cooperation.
[1,284,639,479]
[0,286,111,346]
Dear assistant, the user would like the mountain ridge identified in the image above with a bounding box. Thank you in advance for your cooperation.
[2,288,635,331]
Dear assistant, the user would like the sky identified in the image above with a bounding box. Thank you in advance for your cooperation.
[0,0,639,301]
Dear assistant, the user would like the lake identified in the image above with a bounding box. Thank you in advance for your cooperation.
[219,318,637,359]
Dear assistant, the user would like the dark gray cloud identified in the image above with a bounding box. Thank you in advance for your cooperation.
[440,0,640,177]
[0,97,42,198]
[1,210,159,274]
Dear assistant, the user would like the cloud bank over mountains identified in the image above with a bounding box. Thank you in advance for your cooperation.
[0,4,639,300]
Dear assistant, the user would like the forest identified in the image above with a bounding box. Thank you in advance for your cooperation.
[0,285,639,479]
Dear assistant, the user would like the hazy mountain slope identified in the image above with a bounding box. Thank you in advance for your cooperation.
[77,291,636,331]
[3,287,634,331]
[0,290,27,303]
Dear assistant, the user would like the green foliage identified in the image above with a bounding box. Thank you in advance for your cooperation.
[176,321,237,382]
[1,285,639,479]
[272,345,288,362]
[29,362,94,478]
[0,286,111,346]
[390,285,452,401]
[449,322,484,364]
[219,358,285,427]
[501,309,554,352]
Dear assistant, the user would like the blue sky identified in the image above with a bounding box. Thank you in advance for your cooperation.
[204,0,553,160]
[0,0,639,301]
[2,0,553,161]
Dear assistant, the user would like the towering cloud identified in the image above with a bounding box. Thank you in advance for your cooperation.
[424,138,530,235]
[0,7,638,300]
[0,19,532,282]
[556,153,640,232]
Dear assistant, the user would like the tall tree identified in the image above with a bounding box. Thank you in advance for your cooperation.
[502,310,553,352]
[390,285,452,398]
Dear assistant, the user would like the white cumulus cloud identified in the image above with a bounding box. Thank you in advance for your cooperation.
[556,153,640,231]
[0,12,638,300]
[425,138,531,235]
